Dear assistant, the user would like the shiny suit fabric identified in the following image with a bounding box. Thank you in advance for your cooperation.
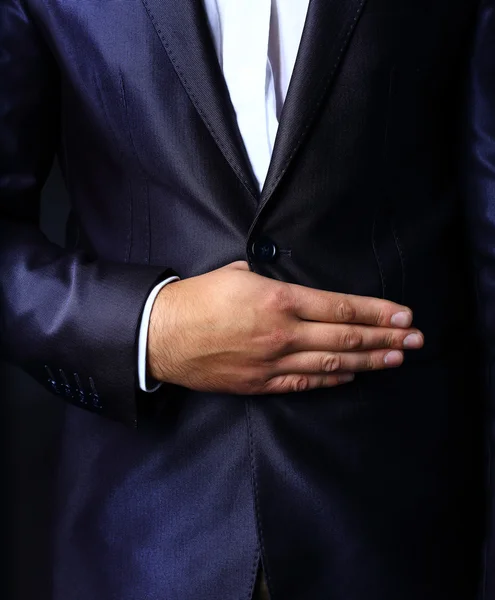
[0,1,493,599]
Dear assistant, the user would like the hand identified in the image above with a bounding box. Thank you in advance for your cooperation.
[147,261,423,394]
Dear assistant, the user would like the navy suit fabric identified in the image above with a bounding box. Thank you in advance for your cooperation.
[0,0,493,598]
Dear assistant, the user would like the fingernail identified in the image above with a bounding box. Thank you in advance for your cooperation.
[391,311,412,328]
[338,374,355,384]
[403,333,423,349]
[384,350,403,366]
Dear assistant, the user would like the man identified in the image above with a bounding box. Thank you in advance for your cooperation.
[0,0,492,599]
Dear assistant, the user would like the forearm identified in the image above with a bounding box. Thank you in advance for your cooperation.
[0,217,177,424]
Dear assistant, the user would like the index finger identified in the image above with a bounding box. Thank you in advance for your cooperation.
[290,285,413,328]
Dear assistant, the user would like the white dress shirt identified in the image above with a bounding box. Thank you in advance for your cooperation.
[138,0,310,392]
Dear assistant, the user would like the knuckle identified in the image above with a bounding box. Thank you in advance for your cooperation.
[292,376,310,392]
[266,327,292,355]
[364,353,375,370]
[390,331,402,347]
[321,353,341,373]
[241,371,264,394]
[340,327,363,350]
[335,298,356,322]
[265,284,294,314]
[381,331,396,349]
[261,376,282,394]
[246,365,282,394]
[373,307,387,326]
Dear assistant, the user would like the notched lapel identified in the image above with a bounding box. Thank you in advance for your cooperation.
[139,0,259,200]
[260,0,369,206]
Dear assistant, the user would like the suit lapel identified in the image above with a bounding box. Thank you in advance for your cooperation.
[259,0,369,206]
[139,0,259,201]
[140,0,369,208]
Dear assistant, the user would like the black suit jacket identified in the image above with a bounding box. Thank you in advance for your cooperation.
[1,0,494,598]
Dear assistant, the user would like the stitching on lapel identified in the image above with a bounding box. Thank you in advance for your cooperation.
[140,0,258,201]
[263,0,367,199]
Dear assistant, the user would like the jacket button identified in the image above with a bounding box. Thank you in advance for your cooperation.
[251,237,278,263]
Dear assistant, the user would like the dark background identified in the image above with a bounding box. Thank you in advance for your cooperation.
[3,162,70,600]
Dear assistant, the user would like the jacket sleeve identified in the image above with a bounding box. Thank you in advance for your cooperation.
[0,0,177,427]
[464,0,495,594]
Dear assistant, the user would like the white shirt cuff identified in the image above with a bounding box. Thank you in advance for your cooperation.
[138,275,180,392]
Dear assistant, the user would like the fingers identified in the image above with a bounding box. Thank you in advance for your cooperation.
[290,285,413,328]
[262,345,410,394]
[290,322,424,353]
[272,348,405,378]
[263,372,356,394]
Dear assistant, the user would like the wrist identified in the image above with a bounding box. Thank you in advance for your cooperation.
[147,280,179,382]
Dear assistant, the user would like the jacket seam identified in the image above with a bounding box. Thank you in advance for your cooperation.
[120,70,150,264]
[246,400,273,599]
